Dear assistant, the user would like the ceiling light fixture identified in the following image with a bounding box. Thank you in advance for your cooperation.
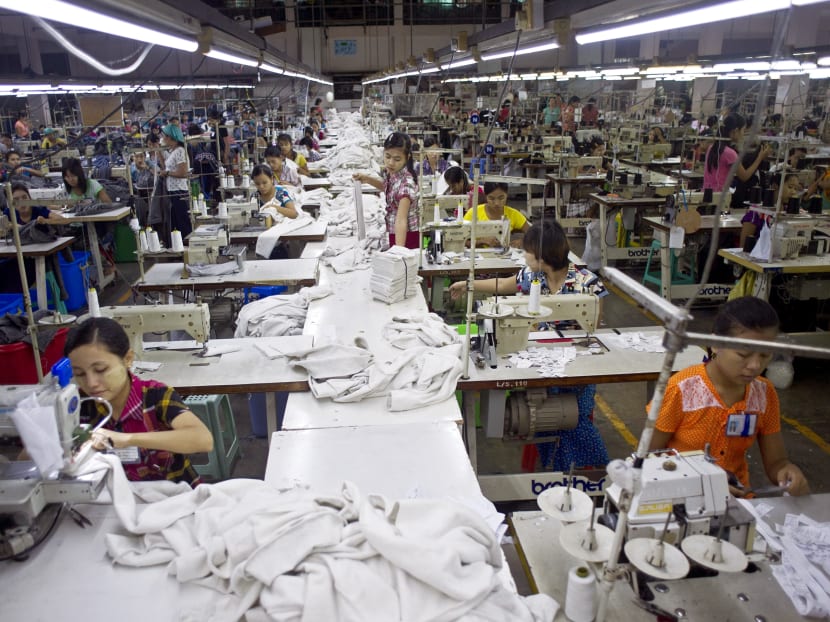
[481,41,559,61]
[4,0,198,52]
[575,0,791,45]
[206,50,260,68]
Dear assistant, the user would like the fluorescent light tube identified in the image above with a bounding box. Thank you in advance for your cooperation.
[206,50,259,68]
[4,0,198,52]
[576,0,790,45]
[791,0,830,4]
[261,64,284,75]
[481,41,558,61]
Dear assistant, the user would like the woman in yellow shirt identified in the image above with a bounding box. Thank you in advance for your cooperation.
[463,181,530,247]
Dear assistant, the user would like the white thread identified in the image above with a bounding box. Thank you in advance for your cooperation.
[565,565,597,622]
[87,288,100,318]
[171,230,184,252]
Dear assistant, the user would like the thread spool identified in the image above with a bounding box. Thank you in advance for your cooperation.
[605,169,614,183]
[565,566,597,622]
[808,196,823,214]
[748,186,762,204]
[618,173,628,185]
[171,230,184,252]
[633,172,643,185]
[218,202,228,219]
[703,188,714,204]
[87,288,101,318]
[433,202,441,224]
[786,196,800,214]
[528,279,541,315]
[456,199,464,221]
[432,172,440,195]
[241,175,250,189]
[199,199,208,216]
[139,230,149,252]
[148,230,161,252]
[226,175,236,188]
[220,175,228,188]
[762,188,776,207]
[128,217,140,232]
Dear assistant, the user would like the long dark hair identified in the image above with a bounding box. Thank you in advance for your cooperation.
[523,220,570,272]
[706,113,745,174]
[61,157,88,194]
[276,133,297,160]
[251,163,275,180]
[713,297,779,337]
[65,317,131,358]
[443,166,470,193]
[383,131,417,183]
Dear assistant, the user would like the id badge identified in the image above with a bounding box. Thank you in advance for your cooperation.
[726,413,757,437]
[112,446,141,464]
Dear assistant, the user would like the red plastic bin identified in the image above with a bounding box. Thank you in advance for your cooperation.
[0,328,70,384]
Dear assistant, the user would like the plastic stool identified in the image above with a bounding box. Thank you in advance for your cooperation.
[184,394,240,480]
[642,240,696,288]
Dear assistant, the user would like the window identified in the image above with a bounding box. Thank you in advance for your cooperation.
[296,1,393,28]
[403,1,517,25]
[41,52,70,75]
[0,51,22,75]
[203,0,286,22]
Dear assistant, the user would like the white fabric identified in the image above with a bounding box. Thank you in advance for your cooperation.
[382,313,460,349]
[370,246,420,303]
[255,211,313,258]
[321,243,373,274]
[83,457,557,622]
[320,187,387,244]
[186,262,240,277]
[601,331,666,353]
[508,346,577,377]
[235,285,332,338]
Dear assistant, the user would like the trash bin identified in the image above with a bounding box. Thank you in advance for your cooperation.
[58,251,91,312]
[114,222,137,263]
[247,392,287,438]
[0,327,69,384]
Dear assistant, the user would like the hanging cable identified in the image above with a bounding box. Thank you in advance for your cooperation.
[35,17,154,76]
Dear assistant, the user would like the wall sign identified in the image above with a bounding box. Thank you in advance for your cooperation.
[334,40,357,56]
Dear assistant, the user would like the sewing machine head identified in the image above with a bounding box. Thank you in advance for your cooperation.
[48,148,81,168]
[100,301,210,359]
[479,293,600,356]
[563,156,604,178]
[224,198,259,231]
[639,143,671,163]
[186,224,246,269]
[771,216,820,259]
[441,220,509,252]
[603,451,754,552]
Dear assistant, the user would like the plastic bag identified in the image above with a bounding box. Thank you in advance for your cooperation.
[749,220,772,262]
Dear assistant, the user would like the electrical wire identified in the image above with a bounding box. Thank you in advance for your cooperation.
[0,503,63,562]
[35,17,154,76]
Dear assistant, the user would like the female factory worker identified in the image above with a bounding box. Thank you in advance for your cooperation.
[738,173,802,248]
[463,181,530,247]
[3,150,44,179]
[66,317,213,486]
[276,132,310,177]
[252,163,297,259]
[14,111,30,139]
[5,182,65,226]
[417,136,449,177]
[649,297,808,496]
[443,166,483,208]
[353,131,420,249]
[62,157,112,202]
[703,113,771,192]
[263,144,302,188]
[543,95,562,127]
[159,123,192,242]
[448,221,610,471]
[645,126,668,144]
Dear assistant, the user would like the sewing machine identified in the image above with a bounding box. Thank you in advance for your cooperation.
[478,293,600,361]
[602,451,755,553]
[100,301,210,359]
[186,224,246,269]
[562,156,604,178]
[612,127,641,154]
[770,216,822,259]
[439,220,509,253]
[225,198,260,231]
[638,143,672,163]
[48,148,81,168]
[541,136,572,162]
[0,360,108,543]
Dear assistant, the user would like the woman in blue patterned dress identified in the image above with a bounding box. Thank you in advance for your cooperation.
[449,220,610,472]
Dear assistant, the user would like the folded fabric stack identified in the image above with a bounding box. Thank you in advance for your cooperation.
[370,246,420,303]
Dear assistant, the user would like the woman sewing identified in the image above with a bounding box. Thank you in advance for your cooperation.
[66,317,213,486]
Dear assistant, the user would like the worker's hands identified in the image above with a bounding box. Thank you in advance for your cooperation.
[35,216,49,225]
[91,428,131,451]
[775,463,809,496]
[448,281,467,300]
[759,144,774,159]
[352,172,365,183]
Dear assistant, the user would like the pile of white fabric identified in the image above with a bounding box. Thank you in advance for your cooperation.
[370,246,420,303]
[382,312,460,349]
[287,338,462,411]
[254,210,314,259]
[319,238,376,273]
[92,457,557,622]
[321,187,387,242]
[235,285,332,338]
[296,187,332,207]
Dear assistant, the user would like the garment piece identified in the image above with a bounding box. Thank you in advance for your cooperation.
[382,313,460,349]
[254,210,311,259]
[464,204,527,234]
[652,363,780,489]
[82,375,201,485]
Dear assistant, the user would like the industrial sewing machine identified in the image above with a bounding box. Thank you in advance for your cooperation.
[638,143,672,163]
[612,127,641,154]
[562,155,604,178]
[186,224,246,269]
[48,148,81,168]
[100,301,210,359]
[224,197,260,231]
[0,361,108,549]
[602,451,756,553]
[438,220,509,253]
[541,136,572,162]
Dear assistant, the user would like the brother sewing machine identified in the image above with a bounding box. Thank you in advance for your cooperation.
[224,197,260,231]
[0,360,108,549]
[561,155,604,178]
[541,136,573,162]
[100,301,210,359]
[186,224,246,269]
[436,220,509,254]
[601,450,756,553]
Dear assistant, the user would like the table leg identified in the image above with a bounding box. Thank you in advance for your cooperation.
[87,222,109,289]
[657,229,671,300]
[480,389,506,439]
[266,391,278,441]
[35,256,47,311]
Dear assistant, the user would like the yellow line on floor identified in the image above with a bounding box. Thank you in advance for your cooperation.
[115,288,132,304]
[781,415,830,455]
[595,393,638,448]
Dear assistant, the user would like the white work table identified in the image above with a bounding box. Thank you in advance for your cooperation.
[62,205,131,290]
[265,421,481,499]
[134,258,319,293]
[282,257,463,431]
[228,219,328,246]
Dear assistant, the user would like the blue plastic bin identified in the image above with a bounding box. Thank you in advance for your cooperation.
[58,251,91,312]
[247,392,287,438]
[242,286,287,304]
[0,293,23,315]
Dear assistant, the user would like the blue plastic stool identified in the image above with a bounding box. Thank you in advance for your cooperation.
[184,394,240,480]
[642,240,696,288]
